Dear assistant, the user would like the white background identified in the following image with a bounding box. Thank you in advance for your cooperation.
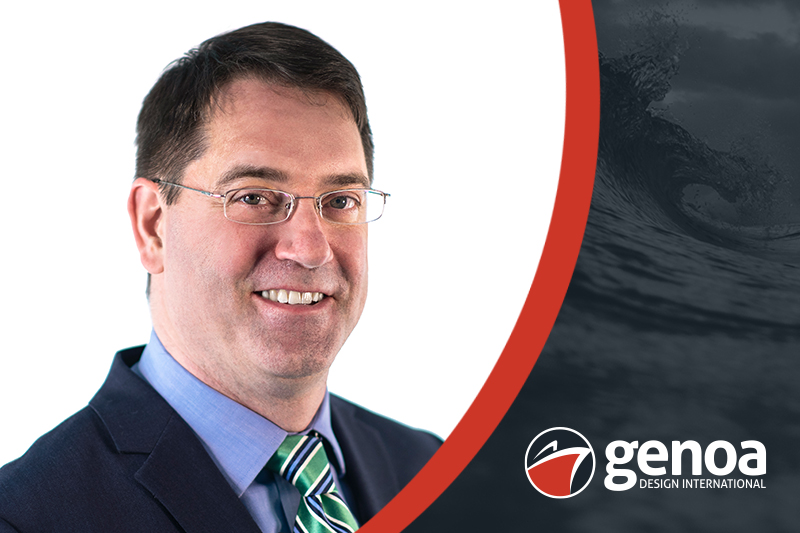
[0,1,565,466]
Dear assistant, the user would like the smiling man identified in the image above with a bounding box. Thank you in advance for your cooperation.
[0,22,440,533]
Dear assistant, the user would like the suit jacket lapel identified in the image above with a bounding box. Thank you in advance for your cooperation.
[135,414,262,533]
[91,347,261,533]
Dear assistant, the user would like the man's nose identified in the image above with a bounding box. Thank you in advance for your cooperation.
[273,198,333,268]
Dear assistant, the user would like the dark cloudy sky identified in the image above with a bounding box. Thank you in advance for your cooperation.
[593,0,800,211]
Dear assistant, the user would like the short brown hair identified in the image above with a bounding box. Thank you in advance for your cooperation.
[135,22,373,203]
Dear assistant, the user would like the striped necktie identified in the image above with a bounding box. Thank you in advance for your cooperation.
[267,433,360,533]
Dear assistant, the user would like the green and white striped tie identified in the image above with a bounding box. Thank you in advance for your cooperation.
[267,433,360,533]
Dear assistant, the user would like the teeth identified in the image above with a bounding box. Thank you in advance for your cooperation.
[261,289,326,305]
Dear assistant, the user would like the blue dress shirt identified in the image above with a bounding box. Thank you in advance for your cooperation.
[132,331,351,533]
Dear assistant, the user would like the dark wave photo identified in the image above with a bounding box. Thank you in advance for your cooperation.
[406,1,800,531]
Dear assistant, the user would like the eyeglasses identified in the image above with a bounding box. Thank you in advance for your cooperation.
[153,179,390,226]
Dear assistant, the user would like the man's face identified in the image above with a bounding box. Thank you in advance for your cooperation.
[149,79,369,394]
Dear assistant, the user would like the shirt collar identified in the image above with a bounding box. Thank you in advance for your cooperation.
[133,330,346,497]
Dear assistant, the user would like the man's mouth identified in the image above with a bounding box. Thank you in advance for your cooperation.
[259,289,326,305]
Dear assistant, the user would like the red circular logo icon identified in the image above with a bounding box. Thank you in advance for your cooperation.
[525,427,595,498]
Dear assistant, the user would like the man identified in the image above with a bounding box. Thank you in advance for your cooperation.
[0,22,440,532]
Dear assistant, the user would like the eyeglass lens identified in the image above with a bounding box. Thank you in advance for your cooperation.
[223,189,385,225]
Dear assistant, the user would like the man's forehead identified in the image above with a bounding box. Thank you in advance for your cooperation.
[187,77,369,193]
[210,78,355,124]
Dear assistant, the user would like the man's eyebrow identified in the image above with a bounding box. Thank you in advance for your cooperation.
[215,165,371,190]
[325,173,371,189]
[214,165,289,188]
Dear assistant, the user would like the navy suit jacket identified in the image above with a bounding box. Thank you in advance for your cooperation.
[0,347,441,532]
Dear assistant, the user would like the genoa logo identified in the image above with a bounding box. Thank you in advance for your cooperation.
[525,427,595,498]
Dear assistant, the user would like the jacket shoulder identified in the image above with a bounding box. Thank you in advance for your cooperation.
[331,394,442,451]
[0,348,186,532]
[0,406,146,529]
[0,406,109,493]
[328,395,442,521]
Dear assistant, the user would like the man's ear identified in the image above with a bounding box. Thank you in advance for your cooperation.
[128,178,165,274]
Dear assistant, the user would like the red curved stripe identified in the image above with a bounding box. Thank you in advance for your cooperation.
[360,2,599,531]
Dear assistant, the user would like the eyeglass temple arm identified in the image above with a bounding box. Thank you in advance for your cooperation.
[152,179,225,199]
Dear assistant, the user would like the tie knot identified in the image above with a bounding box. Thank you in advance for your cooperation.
[267,434,337,497]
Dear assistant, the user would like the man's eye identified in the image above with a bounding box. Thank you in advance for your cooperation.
[326,195,358,210]
[231,190,285,207]
[241,193,264,205]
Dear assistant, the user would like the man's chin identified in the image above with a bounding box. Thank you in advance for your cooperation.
[254,344,339,381]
